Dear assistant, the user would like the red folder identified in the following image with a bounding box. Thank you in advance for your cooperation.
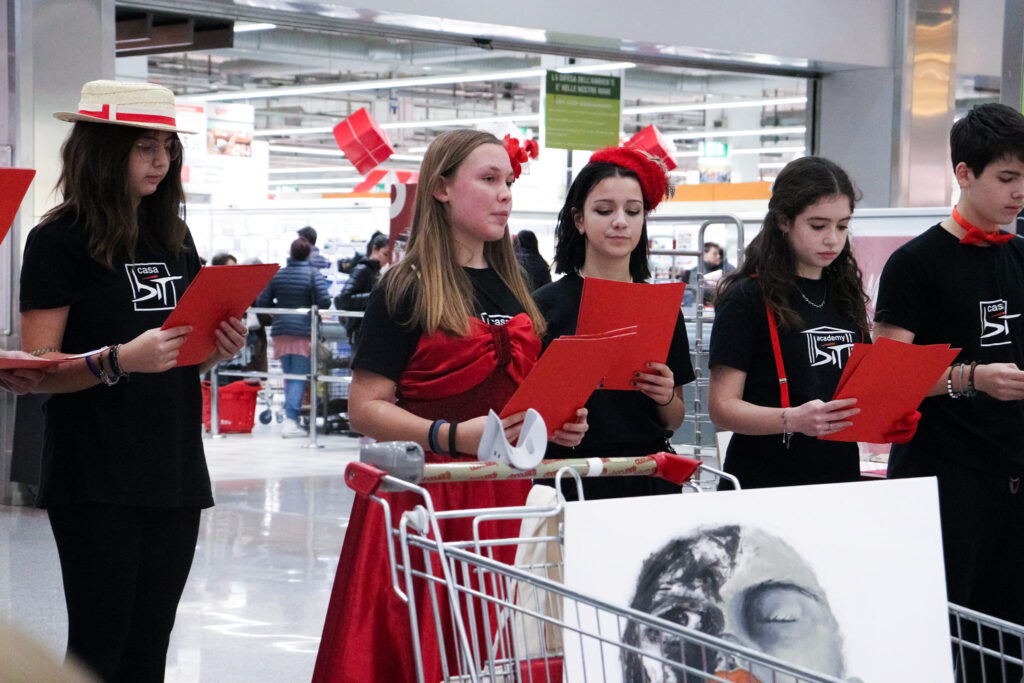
[820,337,958,443]
[576,278,685,390]
[0,168,36,245]
[0,350,94,370]
[162,264,279,366]
[501,329,637,436]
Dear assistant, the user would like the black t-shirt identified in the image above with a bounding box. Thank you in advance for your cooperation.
[352,266,526,381]
[533,273,696,499]
[20,215,212,508]
[875,224,1024,474]
[709,277,863,488]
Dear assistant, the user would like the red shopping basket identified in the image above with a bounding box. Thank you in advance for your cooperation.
[201,380,261,433]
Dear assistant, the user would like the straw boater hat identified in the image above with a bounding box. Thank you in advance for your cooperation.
[53,79,195,134]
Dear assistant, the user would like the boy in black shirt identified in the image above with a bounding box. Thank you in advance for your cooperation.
[874,104,1024,631]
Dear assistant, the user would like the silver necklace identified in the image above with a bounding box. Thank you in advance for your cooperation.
[796,285,826,308]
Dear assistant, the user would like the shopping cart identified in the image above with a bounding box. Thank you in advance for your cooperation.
[345,444,1024,683]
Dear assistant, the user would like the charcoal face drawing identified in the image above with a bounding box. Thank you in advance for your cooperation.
[622,525,861,683]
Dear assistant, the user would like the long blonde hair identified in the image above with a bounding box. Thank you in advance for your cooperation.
[384,129,546,337]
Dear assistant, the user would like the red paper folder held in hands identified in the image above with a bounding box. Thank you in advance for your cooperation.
[501,328,637,436]
[576,278,685,390]
[0,168,36,245]
[162,264,279,366]
[820,337,958,443]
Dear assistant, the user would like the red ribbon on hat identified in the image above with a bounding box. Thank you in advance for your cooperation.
[953,206,1014,245]
[79,104,177,128]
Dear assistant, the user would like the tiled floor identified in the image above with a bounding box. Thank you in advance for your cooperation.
[0,424,363,682]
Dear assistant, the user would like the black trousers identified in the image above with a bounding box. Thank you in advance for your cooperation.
[47,503,202,683]
[889,455,1024,681]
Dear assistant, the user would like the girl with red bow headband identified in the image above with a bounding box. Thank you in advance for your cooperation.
[313,129,587,683]
[533,146,696,500]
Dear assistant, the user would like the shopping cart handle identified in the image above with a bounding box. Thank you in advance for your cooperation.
[650,452,701,485]
[345,461,388,496]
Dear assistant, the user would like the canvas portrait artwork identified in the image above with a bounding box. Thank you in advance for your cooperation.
[562,478,953,682]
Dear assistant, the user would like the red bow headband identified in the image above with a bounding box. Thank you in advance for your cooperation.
[504,135,540,179]
[589,146,669,211]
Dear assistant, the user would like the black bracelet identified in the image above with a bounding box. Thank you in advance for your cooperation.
[966,361,978,397]
[109,344,129,379]
[96,349,120,386]
[428,419,448,454]
[657,393,675,407]
[448,421,459,456]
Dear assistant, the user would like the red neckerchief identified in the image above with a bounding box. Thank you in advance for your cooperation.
[953,206,1014,245]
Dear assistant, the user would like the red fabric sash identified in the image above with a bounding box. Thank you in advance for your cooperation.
[953,206,1014,245]
[398,312,540,401]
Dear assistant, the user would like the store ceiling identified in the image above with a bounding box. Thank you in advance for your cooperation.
[116,5,810,191]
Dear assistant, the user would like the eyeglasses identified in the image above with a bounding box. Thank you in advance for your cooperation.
[133,138,182,162]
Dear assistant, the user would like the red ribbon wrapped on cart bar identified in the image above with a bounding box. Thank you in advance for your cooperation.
[625,124,678,171]
[332,107,394,174]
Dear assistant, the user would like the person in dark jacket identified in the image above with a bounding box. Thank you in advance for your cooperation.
[257,238,332,437]
[514,229,552,291]
[297,225,331,269]
[334,232,390,350]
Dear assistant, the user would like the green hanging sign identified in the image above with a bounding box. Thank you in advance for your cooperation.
[544,71,621,151]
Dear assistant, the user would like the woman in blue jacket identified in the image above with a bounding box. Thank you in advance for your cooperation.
[257,237,332,437]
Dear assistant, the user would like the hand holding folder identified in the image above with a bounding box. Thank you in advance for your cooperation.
[161,264,279,366]
[576,278,685,391]
[820,337,958,443]
[501,328,638,436]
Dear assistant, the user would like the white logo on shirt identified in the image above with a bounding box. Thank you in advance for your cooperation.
[125,263,182,311]
[480,313,514,326]
[979,299,1020,346]
[802,326,856,367]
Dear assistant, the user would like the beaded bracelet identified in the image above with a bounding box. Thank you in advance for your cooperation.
[946,365,961,399]
[30,347,59,357]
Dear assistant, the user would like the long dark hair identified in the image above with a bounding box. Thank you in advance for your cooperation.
[718,156,868,334]
[552,162,651,282]
[42,121,187,268]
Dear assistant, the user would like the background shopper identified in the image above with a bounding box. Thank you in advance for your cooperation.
[19,79,246,682]
[256,237,332,437]
[513,228,552,291]
[534,146,694,499]
[312,129,587,683]
[708,156,916,489]
[333,230,389,351]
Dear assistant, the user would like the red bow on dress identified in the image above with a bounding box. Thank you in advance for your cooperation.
[953,207,1014,245]
[399,313,540,400]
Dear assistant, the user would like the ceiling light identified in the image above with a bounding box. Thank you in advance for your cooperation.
[269,145,345,157]
[233,22,276,33]
[668,126,806,141]
[556,62,635,74]
[624,96,806,116]
[184,63,635,102]
[267,166,361,175]
[730,145,805,156]
[267,178,363,186]
[253,112,540,137]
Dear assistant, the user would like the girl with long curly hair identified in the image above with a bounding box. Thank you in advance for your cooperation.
[708,156,915,489]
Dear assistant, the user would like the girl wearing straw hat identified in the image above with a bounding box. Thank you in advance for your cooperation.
[19,80,247,681]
